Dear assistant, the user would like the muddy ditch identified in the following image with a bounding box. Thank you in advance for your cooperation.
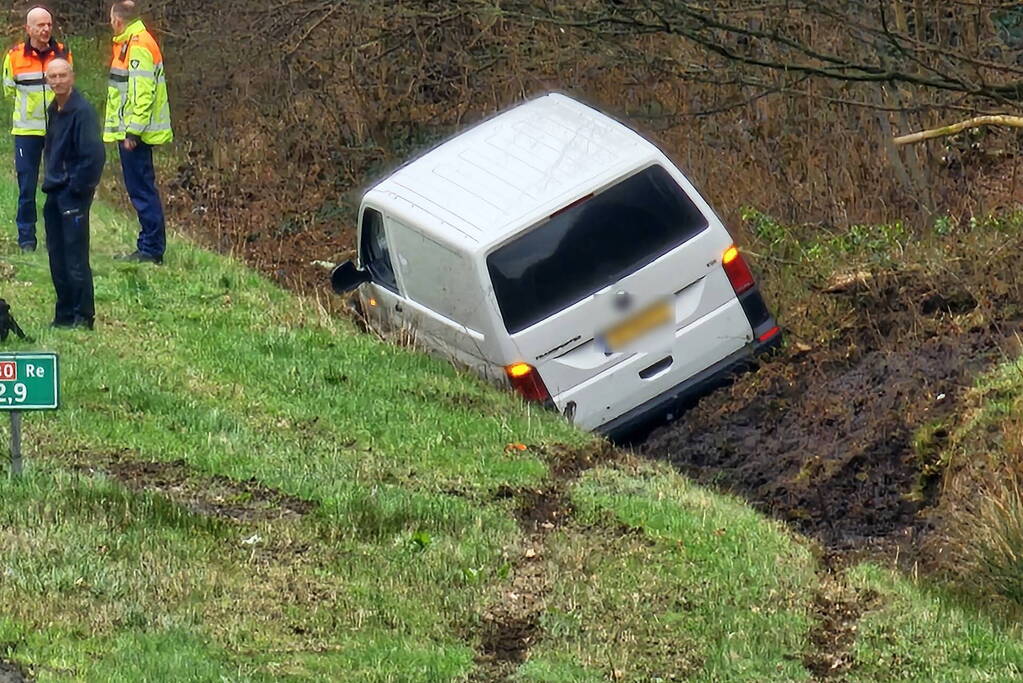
[73,454,317,522]
[643,336,992,555]
[633,265,1023,679]
[641,265,1022,564]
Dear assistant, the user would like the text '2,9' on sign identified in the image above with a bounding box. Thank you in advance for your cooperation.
[0,353,59,410]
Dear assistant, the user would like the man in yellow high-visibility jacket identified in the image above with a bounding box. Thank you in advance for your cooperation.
[2,7,72,252]
[105,0,172,265]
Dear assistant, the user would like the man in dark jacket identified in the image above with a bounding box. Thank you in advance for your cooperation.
[41,58,105,330]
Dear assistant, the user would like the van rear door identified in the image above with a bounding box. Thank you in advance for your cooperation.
[486,165,753,429]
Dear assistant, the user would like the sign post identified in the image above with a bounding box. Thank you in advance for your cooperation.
[0,353,59,477]
[10,410,21,476]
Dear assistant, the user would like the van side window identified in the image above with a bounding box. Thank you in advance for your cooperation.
[360,208,398,292]
[387,218,483,331]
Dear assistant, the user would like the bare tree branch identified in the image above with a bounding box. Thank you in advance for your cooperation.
[894,114,1023,144]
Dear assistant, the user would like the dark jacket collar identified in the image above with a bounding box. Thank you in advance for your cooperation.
[48,88,83,115]
[23,37,61,58]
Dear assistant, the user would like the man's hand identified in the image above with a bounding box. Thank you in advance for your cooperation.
[122,137,138,151]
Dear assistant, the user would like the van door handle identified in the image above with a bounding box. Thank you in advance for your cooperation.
[395,302,403,312]
[639,355,673,379]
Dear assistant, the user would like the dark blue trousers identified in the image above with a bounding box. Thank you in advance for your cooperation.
[119,141,166,259]
[44,189,94,326]
[14,135,45,249]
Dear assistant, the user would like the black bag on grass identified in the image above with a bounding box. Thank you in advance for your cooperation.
[0,298,29,342]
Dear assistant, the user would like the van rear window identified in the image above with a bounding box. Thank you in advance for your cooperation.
[487,165,709,334]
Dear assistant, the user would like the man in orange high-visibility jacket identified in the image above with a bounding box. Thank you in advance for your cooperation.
[2,6,72,252]
[105,1,172,265]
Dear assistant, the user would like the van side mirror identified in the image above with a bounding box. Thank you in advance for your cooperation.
[331,261,371,293]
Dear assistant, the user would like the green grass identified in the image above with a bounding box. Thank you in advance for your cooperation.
[522,465,816,681]
[928,356,1023,609]
[847,565,1023,681]
[1,51,1023,680]
[0,187,579,679]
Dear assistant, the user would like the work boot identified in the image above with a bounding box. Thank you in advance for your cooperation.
[116,250,163,265]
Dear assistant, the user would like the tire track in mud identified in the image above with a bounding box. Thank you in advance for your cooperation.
[470,443,619,682]
[802,580,875,679]
[800,552,882,680]
[70,452,317,522]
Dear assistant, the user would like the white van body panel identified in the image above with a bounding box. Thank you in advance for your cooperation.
[353,93,762,433]
[367,93,652,251]
[358,198,508,383]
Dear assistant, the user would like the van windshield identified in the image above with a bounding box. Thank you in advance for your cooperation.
[487,165,709,334]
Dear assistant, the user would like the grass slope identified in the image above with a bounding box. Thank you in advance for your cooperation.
[0,37,1020,681]
[0,169,819,680]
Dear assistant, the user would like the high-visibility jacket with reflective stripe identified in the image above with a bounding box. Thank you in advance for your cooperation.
[2,40,71,136]
[104,20,172,145]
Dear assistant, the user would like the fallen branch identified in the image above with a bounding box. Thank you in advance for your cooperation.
[893,115,1023,145]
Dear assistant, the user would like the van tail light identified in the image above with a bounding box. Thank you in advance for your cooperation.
[505,363,551,402]
[722,245,755,294]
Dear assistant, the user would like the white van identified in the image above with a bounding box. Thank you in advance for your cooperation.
[331,93,780,439]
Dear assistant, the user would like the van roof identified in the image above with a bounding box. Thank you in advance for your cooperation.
[366,93,659,251]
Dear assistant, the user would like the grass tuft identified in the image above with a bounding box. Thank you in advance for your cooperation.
[953,470,1023,605]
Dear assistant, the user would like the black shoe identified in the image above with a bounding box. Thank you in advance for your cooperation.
[117,250,163,265]
[72,317,94,330]
[19,244,36,253]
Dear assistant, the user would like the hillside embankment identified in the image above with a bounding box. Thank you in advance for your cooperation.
[48,0,1023,612]
[3,187,1023,679]
[16,181,1000,681]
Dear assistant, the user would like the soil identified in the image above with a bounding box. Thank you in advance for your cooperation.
[470,443,621,680]
[642,337,988,555]
[802,578,881,679]
[0,660,27,683]
[640,265,1020,562]
[73,455,317,522]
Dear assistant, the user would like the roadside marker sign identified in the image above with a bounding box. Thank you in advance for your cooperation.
[1,353,60,477]
[0,354,59,410]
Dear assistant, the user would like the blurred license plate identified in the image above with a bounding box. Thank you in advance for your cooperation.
[601,300,673,352]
